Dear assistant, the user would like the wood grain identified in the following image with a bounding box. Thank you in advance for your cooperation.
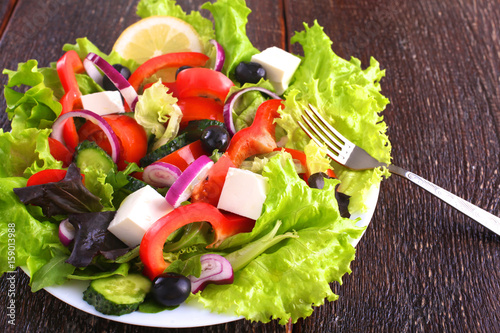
[1,0,499,332]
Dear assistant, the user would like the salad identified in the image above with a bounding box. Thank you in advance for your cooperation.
[0,0,391,325]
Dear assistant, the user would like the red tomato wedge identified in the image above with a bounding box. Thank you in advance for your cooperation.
[48,137,73,167]
[78,114,148,170]
[176,68,234,104]
[177,97,224,127]
[26,169,85,187]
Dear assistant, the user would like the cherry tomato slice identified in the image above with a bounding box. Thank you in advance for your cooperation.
[176,68,234,104]
[177,97,224,127]
[48,137,73,167]
[78,114,148,170]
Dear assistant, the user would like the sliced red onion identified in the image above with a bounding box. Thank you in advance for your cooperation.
[50,109,120,163]
[188,254,234,294]
[210,39,225,72]
[59,219,75,246]
[84,53,139,111]
[223,87,281,136]
[143,162,182,188]
[165,155,214,207]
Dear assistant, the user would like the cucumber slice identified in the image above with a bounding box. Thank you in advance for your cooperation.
[75,140,116,173]
[83,274,151,316]
[140,133,190,167]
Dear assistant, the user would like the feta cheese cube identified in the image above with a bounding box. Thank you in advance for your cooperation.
[217,168,268,220]
[81,90,125,116]
[251,46,301,95]
[108,185,174,247]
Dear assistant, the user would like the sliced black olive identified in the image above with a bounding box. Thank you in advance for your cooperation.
[175,65,192,79]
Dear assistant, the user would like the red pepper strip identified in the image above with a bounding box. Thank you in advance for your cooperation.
[128,52,209,93]
[225,99,284,166]
[191,99,283,206]
[26,169,85,187]
[140,202,254,280]
[56,50,84,152]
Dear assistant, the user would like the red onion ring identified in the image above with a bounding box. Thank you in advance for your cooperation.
[84,53,139,111]
[50,109,121,163]
[165,155,214,208]
[143,162,182,188]
[188,254,234,293]
[59,219,75,246]
[209,39,225,72]
[223,87,281,136]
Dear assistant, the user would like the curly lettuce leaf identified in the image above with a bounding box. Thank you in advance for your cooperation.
[0,128,62,178]
[137,0,214,54]
[3,60,62,132]
[63,37,139,72]
[0,177,66,282]
[134,80,181,150]
[201,0,259,78]
[277,21,391,213]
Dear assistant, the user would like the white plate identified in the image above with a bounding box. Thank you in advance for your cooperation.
[39,184,380,328]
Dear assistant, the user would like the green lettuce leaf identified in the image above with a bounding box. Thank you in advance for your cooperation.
[0,128,62,178]
[3,60,62,132]
[63,37,139,72]
[31,248,75,292]
[134,80,181,150]
[277,21,391,212]
[201,0,260,78]
[0,177,66,282]
[137,0,215,54]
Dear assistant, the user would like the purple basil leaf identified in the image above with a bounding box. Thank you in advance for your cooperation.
[13,163,103,217]
[66,211,129,267]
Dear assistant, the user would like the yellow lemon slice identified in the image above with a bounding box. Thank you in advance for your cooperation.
[112,16,203,65]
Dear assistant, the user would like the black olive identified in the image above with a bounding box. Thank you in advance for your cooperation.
[175,65,192,79]
[102,64,131,91]
[200,125,230,153]
[308,172,330,189]
[151,272,191,307]
[235,61,266,84]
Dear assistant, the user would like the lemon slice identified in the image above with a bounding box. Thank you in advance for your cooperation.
[112,16,203,65]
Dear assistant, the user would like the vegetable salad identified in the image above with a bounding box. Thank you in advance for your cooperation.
[0,0,391,325]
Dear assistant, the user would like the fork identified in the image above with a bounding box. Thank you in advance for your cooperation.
[298,104,500,236]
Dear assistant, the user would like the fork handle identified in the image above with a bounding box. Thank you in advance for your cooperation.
[389,165,500,235]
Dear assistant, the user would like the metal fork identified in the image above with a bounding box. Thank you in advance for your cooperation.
[298,104,500,236]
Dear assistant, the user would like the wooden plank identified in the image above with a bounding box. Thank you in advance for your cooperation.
[0,0,17,39]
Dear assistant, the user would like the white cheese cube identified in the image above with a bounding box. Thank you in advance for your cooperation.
[108,185,174,247]
[217,168,268,220]
[81,90,125,116]
[251,46,301,95]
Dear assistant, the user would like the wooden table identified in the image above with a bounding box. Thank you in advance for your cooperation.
[1,0,499,332]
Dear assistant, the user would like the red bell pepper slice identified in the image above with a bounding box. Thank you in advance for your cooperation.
[56,50,84,152]
[128,52,209,92]
[140,202,254,280]
[226,99,284,166]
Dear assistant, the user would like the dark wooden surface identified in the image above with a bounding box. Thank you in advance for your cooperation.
[1,0,499,332]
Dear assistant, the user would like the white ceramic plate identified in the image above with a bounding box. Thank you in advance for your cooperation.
[38,184,380,328]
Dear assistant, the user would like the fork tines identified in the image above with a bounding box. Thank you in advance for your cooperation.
[297,104,354,165]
